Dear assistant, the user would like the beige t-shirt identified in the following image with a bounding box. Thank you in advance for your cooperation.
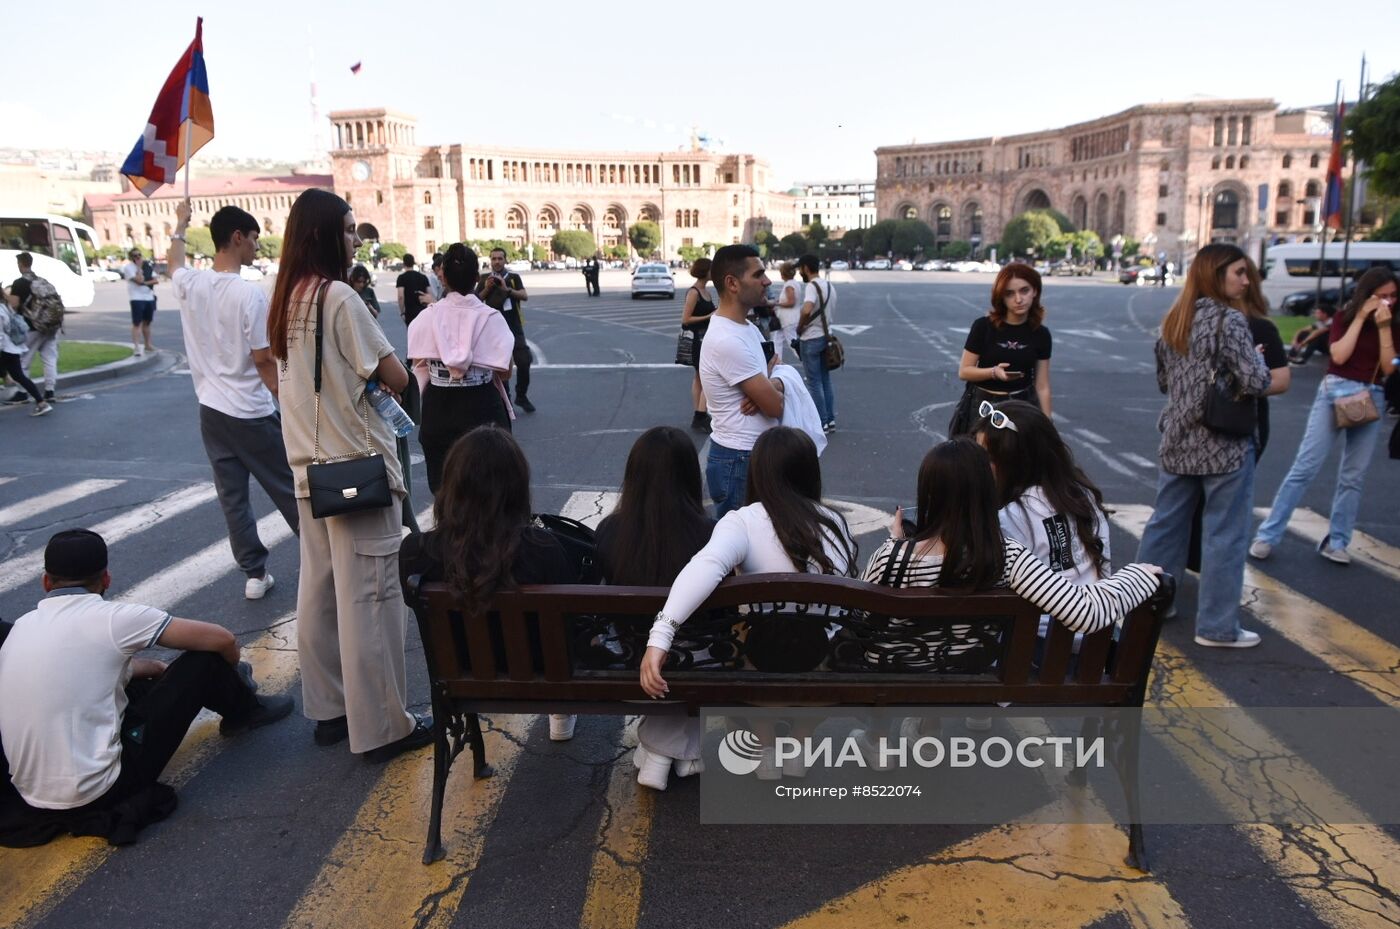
[278,280,404,498]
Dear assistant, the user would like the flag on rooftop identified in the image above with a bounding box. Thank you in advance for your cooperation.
[350,61,362,75]
[120,17,214,197]
[1323,99,1346,230]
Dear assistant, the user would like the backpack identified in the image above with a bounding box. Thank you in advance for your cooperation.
[25,276,64,336]
[3,305,28,346]
[533,513,600,584]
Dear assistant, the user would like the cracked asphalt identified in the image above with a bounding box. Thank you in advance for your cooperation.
[1,272,1398,929]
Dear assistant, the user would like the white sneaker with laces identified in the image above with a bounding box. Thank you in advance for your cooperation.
[30,401,53,417]
[1194,630,1262,648]
[133,344,144,357]
[636,750,672,791]
[548,714,577,741]
[1318,542,1352,565]
[1248,539,1272,560]
[245,573,274,600]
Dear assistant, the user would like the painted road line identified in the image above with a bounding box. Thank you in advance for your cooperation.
[580,720,654,929]
[120,510,294,608]
[278,716,530,929]
[0,483,217,595]
[0,613,302,929]
[0,477,15,488]
[1073,428,1111,445]
[560,490,621,529]
[1114,504,1400,706]
[0,479,124,528]
[1066,435,1144,482]
[1252,506,1400,585]
[1121,452,1158,470]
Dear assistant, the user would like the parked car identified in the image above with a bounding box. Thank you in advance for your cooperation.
[1118,264,1170,285]
[893,259,914,271]
[865,258,892,270]
[974,261,1000,273]
[88,265,121,282]
[1049,260,1093,277]
[631,263,675,299]
[1279,281,1357,316]
[506,259,532,273]
[829,260,849,271]
[949,260,980,273]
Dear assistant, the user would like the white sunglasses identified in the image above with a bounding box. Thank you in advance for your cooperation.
[978,400,1017,432]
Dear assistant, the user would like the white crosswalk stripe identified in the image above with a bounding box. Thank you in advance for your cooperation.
[1253,505,1400,585]
[119,510,296,608]
[0,479,124,528]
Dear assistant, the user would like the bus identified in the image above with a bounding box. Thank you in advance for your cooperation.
[0,213,105,308]
[1263,241,1400,281]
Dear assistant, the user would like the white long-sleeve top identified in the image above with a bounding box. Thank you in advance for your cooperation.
[646,502,854,652]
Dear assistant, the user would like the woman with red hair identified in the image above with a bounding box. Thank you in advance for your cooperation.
[950,263,1053,434]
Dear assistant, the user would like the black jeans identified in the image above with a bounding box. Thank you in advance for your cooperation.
[501,310,531,399]
[101,652,260,805]
[1,351,42,402]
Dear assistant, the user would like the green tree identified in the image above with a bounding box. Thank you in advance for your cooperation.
[753,229,780,259]
[1368,211,1400,241]
[627,220,661,257]
[891,219,936,258]
[1000,211,1061,257]
[1347,73,1400,199]
[355,242,375,262]
[840,228,865,252]
[862,219,898,256]
[677,244,706,263]
[606,243,629,260]
[702,242,725,256]
[378,241,408,262]
[466,239,518,261]
[97,244,127,261]
[778,232,808,258]
[940,240,973,260]
[551,229,597,259]
[805,221,830,250]
[529,243,550,262]
[1043,209,1076,233]
[257,235,282,260]
[184,226,216,258]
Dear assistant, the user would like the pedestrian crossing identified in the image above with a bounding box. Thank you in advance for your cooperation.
[2,474,1400,929]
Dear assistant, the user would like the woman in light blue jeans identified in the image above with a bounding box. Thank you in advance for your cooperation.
[1252,267,1398,563]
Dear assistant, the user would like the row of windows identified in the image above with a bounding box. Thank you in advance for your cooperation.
[892,151,985,178]
[1211,155,1253,170]
[896,202,985,239]
[1212,115,1253,147]
[498,205,664,233]
[465,157,716,188]
[118,193,296,218]
[1069,125,1129,164]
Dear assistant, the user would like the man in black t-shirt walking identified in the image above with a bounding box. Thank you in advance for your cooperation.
[477,247,535,412]
[395,254,432,325]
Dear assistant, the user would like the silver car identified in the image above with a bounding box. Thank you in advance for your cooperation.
[631,263,676,299]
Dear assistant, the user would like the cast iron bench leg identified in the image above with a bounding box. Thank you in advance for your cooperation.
[468,712,493,779]
[423,715,450,864]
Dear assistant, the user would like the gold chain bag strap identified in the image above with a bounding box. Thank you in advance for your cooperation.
[305,280,392,518]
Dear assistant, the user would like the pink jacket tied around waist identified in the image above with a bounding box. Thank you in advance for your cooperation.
[406,292,516,413]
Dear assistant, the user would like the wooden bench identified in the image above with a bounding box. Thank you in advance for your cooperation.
[407,572,1174,869]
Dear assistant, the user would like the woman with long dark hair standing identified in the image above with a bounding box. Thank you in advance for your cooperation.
[951,263,1052,435]
[266,188,429,763]
[1252,266,1397,564]
[680,258,716,432]
[595,426,715,790]
[399,426,578,741]
[407,243,516,495]
[1133,244,1271,648]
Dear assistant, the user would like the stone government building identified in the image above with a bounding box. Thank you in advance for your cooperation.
[328,107,799,260]
[875,99,1338,263]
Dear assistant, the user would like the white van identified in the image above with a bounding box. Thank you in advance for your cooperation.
[0,214,104,308]
[1263,242,1400,281]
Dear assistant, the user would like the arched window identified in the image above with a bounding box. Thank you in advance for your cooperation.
[1211,156,1221,170]
[1071,195,1088,231]
[1212,189,1240,230]
[1239,155,1250,169]
[675,209,683,227]
[1304,180,1321,198]
[935,205,952,239]
[1225,155,1235,169]
[1310,153,1321,169]
[1282,153,1293,169]
[1213,117,1224,146]
[505,207,525,231]
[901,204,917,220]
[1278,181,1292,200]
[964,202,984,239]
[423,191,432,205]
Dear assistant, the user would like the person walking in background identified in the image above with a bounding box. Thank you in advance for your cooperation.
[407,244,516,495]
[773,262,802,362]
[12,251,63,403]
[595,426,716,790]
[478,247,535,412]
[583,254,600,296]
[349,265,380,318]
[267,188,430,764]
[1,284,52,416]
[796,254,837,433]
[428,254,445,302]
[122,248,158,357]
[951,263,1052,434]
[167,199,300,601]
[395,254,431,327]
[1134,244,1271,648]
[1251,266,1398,565]
[680,257,716,432]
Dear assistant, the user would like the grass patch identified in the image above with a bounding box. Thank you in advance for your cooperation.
[1271,315,1312,344]
[28,341,132,377]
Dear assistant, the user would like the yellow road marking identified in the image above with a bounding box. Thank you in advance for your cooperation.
[0,616,301,929]
[1253,506,1400,585]
[279,715,529,929]
[580,720,654,929]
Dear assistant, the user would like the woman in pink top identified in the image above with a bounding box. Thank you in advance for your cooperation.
[407,244,517,494]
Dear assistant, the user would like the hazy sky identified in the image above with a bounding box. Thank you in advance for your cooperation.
[7,1,1397,187]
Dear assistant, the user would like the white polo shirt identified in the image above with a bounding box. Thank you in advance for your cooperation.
[699,315,777,451]
[172,266,277,419]
[0,590,171,809]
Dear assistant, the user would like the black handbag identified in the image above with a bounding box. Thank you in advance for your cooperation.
[1201,307,1257,438]
[533,513,601,584]
[674,329,695,366]
[304,282,392,519]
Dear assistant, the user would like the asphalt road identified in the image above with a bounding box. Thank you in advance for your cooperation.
[1,270,1398,929]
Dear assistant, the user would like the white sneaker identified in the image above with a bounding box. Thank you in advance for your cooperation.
[673,757,703,777]
[30,401,53,417]
[548,714,577,741]
[636,750,672,791]
[1319,542,1352,565]
[1248,539,1272,560]
[133,344,144,357]
[1194,630,1262,648]
[755,746,781,780]
[244,573,274,600]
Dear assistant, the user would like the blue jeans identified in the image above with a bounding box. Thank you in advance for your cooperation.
[799,336,835,427]
[706,441,751,519]
[1255,377,1386,551]
[1136,449,1256,642]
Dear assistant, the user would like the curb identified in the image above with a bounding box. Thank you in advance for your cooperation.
[54,341,164,390]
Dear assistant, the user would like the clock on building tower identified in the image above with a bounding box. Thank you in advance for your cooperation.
[351,160,371,182]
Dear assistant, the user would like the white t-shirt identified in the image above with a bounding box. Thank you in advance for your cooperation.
[0,590,171,809]
[172,267,277,419]
[123,261,155,302]
[997,485,1111,585]
[775,280,802,338]
[699,315,777,451]
[798,278,835,340]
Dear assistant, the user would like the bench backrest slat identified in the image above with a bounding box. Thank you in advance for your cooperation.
[1037,619,1076,685]
[499,604,535,682]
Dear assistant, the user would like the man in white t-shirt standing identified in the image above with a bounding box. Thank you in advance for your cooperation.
[122,249,158,357]
[699,245,786,517]
[168,199,299,600]
[796,254,837,433]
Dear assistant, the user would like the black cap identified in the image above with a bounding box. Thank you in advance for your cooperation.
[44,529,108,580]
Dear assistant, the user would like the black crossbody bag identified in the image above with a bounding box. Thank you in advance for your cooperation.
[305,281,392,518]
[1201,307,1257,438]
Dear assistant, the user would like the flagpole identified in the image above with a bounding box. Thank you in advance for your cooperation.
[183,119,193,203]
[1340,55,1366,284]
[1314,80,1340,312]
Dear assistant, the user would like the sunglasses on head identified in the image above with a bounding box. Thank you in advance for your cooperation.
[978,400,1017,432]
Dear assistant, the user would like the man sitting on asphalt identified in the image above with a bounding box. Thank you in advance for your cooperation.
[0,529,292,846]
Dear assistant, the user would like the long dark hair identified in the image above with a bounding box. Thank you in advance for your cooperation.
[432,425,532,618]
[971,400,1110,575]
[745,427,855,575]
[911,438,1005,589]
[268,189,353,360]
[605,427,712,585]
[1160,243,1247,355]
[1339,265,1399,328]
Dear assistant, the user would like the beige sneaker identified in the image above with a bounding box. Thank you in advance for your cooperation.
[30,401,52,417]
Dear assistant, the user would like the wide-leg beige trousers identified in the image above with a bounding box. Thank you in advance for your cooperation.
[295,493,415,753]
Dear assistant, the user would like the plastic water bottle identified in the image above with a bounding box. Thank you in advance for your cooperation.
[366,380,415,437]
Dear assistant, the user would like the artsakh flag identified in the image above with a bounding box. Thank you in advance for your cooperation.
[1323,100,1346,230]
[120,17,214,197]
[350,61,362,75]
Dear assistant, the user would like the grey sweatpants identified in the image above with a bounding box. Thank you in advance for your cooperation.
[199,405,300,577]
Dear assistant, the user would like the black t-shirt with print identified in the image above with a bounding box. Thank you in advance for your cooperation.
[396,269,431,324]
[963,316,1053,382]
